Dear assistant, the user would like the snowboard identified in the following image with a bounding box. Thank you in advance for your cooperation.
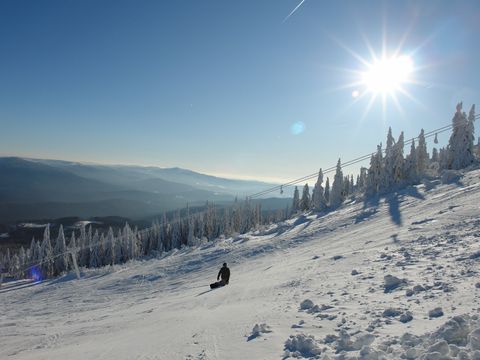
[210,281,225,289]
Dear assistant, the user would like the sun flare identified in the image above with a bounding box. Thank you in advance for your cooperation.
[361,55,414,95]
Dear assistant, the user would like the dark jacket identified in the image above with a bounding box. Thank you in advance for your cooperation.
[217,266,230,284]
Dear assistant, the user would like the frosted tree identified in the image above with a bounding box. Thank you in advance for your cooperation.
[448,102,475,169]
[53,225,68,275]
[18,247,26,278]
[300,183,311,211]
[9,254,20,278]
[187,219,195,246]
[68,231,78,270]
[366,145,384,194]
[467,104,476,159]
[392,132,405,184]
[115,229,123,263]
[89,230,101,268]
[329,158,344,208]
[416,129,429,177]
[342,175,351,198]
[431,147,439,163]
[324,177,330,204]
[79,225,90,267]
[292,186,300,212]
[171,221,181,249]
[33,239,42,268]
[439,147,449,170]
[103,227,115,265]
[405,139,418,182]
[384,127,395,188]
[40,225,53,277]
[312,168,327,211]
[357,167,367,192]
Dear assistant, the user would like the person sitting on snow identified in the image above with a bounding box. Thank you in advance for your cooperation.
[217,262,230,285]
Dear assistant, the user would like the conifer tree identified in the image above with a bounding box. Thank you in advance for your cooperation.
[324,177,330,204]
[392,132,405,184]
[300,183,311,211]
[431,147,439,163]
[89,231,101,268]
[292,186,300,212]
[54,225,68,275]
[405,139,418,182]
[448,102,475,169]
[330,158,344,208]
[467,104,476,160]
[416,129,429,177]
[40,225,53,277]
[384,127,395,188]
[313,169,327,211]
[68,231,78,270]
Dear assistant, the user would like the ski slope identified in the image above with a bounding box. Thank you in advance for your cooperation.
[1,169,480,359]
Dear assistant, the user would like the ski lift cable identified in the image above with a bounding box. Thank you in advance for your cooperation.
[247,123,456,199]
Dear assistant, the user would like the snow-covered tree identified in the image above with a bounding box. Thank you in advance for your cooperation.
[40,225,53,277]
[104,227,115,265]
[384,127,395,188]
[300,183,311,211]
[416,129,429,177]
[53,225,68,275]
[330,158,344,208]
[357,167,367,192]
[392,132,405,184]
[88,230,100,268]
[68,231,78,270]
[405,139,418,182]
[79,225,90,267]
[312,168,327,211]
[467,104,476,159]
[431,147,439,163]
[324,177,330,204]
[366,145,384,195]
[447,102,475,169]
[18,247,26,278]
[292,186,300,212]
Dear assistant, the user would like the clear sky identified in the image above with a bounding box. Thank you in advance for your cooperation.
[1,0,479,183]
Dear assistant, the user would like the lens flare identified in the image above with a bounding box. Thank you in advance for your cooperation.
[290,121,306,135]
[29,266,43,282]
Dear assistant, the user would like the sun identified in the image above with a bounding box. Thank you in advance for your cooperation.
[361,55,414,95]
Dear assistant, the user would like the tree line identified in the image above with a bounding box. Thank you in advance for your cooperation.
[1,103,477,280]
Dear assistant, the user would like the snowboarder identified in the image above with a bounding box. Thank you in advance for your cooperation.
[210,263,230,289]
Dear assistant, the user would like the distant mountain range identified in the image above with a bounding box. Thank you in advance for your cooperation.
[0,157,284,222]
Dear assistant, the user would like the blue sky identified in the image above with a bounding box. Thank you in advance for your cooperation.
[1,0,479,182]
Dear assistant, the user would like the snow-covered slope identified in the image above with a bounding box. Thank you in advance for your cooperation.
[1,169,480,360]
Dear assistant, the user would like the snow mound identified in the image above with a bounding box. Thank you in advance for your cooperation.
[284,334,322,358]
[392,314,480,359]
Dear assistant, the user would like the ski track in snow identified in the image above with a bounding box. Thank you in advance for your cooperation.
[1,168,480,359]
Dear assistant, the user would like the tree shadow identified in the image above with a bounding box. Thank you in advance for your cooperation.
[386,193,402,226]
[0,280,41,294]
[361,184,429,227]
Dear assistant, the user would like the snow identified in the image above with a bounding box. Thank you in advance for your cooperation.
[1,168,480,359]
[73,221,102,228]
[17,223,48,229]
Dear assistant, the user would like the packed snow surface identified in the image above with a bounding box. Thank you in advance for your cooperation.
[1,169,480,359]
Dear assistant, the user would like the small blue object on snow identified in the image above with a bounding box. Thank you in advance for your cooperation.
[290,121,305,135]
